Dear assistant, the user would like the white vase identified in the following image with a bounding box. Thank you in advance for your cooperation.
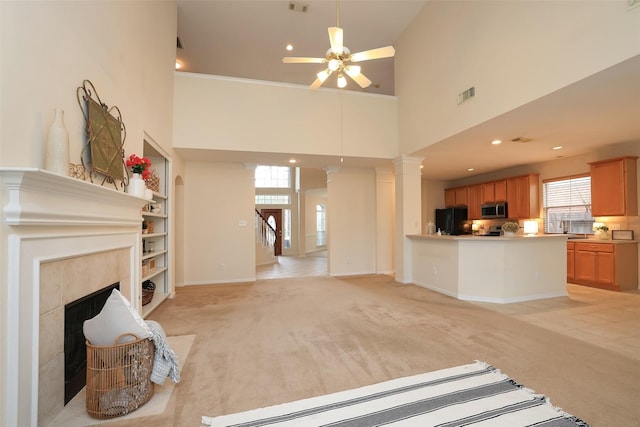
[45,108,69,175]
[503,231,516,237]
[128,173,146,197]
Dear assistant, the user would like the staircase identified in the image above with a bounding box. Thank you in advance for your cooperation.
[255,209,277,266]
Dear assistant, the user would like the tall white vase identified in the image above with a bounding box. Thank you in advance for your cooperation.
[128,173,146,197]
[45,108,69,175]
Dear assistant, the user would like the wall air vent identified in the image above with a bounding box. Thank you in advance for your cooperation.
[457,86,475,104]
[289,1,309,12]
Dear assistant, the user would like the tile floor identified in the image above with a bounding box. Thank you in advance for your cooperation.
[256,250,328,280]
[474,284,640,362]
[258,255,640,362]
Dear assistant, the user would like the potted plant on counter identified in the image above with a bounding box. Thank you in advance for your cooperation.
[594,224,610,240]
[501,221,520,237]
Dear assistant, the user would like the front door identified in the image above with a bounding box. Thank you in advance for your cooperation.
[261,209,282,256]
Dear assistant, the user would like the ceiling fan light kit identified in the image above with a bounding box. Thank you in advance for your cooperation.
[282,2,395,90]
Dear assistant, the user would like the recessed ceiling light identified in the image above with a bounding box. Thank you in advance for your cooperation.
[288,158,297,164]
[491,139,502,145]
[286,44,293,51]
[552,146,563,150]
[467,168,474,172]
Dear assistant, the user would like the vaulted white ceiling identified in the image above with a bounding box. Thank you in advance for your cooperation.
[176,1,640,181]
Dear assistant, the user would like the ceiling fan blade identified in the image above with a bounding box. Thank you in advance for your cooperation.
[309,68,333,90]
[350,46,395,62]
[347,70,372,89]
[282,57,325,64]
[328,27,343,54]
[309,78,324,90]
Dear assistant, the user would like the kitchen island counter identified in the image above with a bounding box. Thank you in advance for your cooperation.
[407,234,569,303]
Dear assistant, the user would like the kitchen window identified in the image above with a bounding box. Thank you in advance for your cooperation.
[542,174,594,234]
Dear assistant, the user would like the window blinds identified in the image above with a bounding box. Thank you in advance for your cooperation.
[543,175,593,234]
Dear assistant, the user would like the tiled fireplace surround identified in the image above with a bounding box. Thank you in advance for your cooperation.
[1,169,147,427]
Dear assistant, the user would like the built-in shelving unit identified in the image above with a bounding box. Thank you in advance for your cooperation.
[141,139,171,317]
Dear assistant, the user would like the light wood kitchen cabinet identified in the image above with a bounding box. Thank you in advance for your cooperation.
[482,180,507,204]
[467,184,482,219]
[444,188,456,208]
[482,182,494,203]
[444,175,524,219]
[494,180,507,202]
[506,174,540,219]
[445,187,468,208]
[566,241,574,281]
[455,187,467,207]
[589,156,638,217]
[569,241,638,291]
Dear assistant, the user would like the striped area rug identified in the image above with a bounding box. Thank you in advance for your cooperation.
[201,361,589,427]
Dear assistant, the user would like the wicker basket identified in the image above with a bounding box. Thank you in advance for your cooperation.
[85,334,155,419]
[146,169,160,192]
[141,280,156,306]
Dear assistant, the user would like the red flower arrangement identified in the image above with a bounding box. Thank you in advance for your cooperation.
[126,154,152,180]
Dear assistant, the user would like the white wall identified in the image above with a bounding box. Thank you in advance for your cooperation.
[173,73,398,160]
[183,161,256,284]
[0,2,178,426]
[327,167,377,276]
[0,1,177,169]
[375,168,395,274]
[396,0,640,155]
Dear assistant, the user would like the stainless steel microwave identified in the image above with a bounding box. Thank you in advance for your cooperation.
[481,202,508,218]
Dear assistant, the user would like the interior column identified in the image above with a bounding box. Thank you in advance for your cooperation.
[393,156,423,283]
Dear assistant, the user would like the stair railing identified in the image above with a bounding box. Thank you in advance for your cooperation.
[255,209,276,249]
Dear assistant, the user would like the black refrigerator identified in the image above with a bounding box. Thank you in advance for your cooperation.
[435,207,470,235]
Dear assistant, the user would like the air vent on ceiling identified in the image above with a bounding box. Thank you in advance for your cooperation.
[457,86,475,104]
[289,1,309,13]
[177,37,183,49]
[511,137,532,143]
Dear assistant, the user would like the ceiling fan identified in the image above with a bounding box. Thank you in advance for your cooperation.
[282,1,395,90]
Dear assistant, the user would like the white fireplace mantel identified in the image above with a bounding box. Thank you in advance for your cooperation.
[1,167,146,227]
[1,168,148,427]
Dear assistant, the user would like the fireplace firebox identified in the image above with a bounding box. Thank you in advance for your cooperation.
[64,282,120,404]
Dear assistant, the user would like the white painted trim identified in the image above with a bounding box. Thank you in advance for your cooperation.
[1,169,147,427]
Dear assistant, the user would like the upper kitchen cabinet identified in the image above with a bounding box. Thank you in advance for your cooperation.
[445,187,468,208]
[467,184,482,219]
[481,180,507,204]
[506,174,540,219]
[589,156,638,217]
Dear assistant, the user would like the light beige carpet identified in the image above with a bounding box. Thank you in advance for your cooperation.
[95,275,640,427]
[48,334,195,427]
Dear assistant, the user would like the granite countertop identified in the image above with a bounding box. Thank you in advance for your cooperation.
[408,234,639,244]
[566,238,639,244]
[407,234,569,241]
